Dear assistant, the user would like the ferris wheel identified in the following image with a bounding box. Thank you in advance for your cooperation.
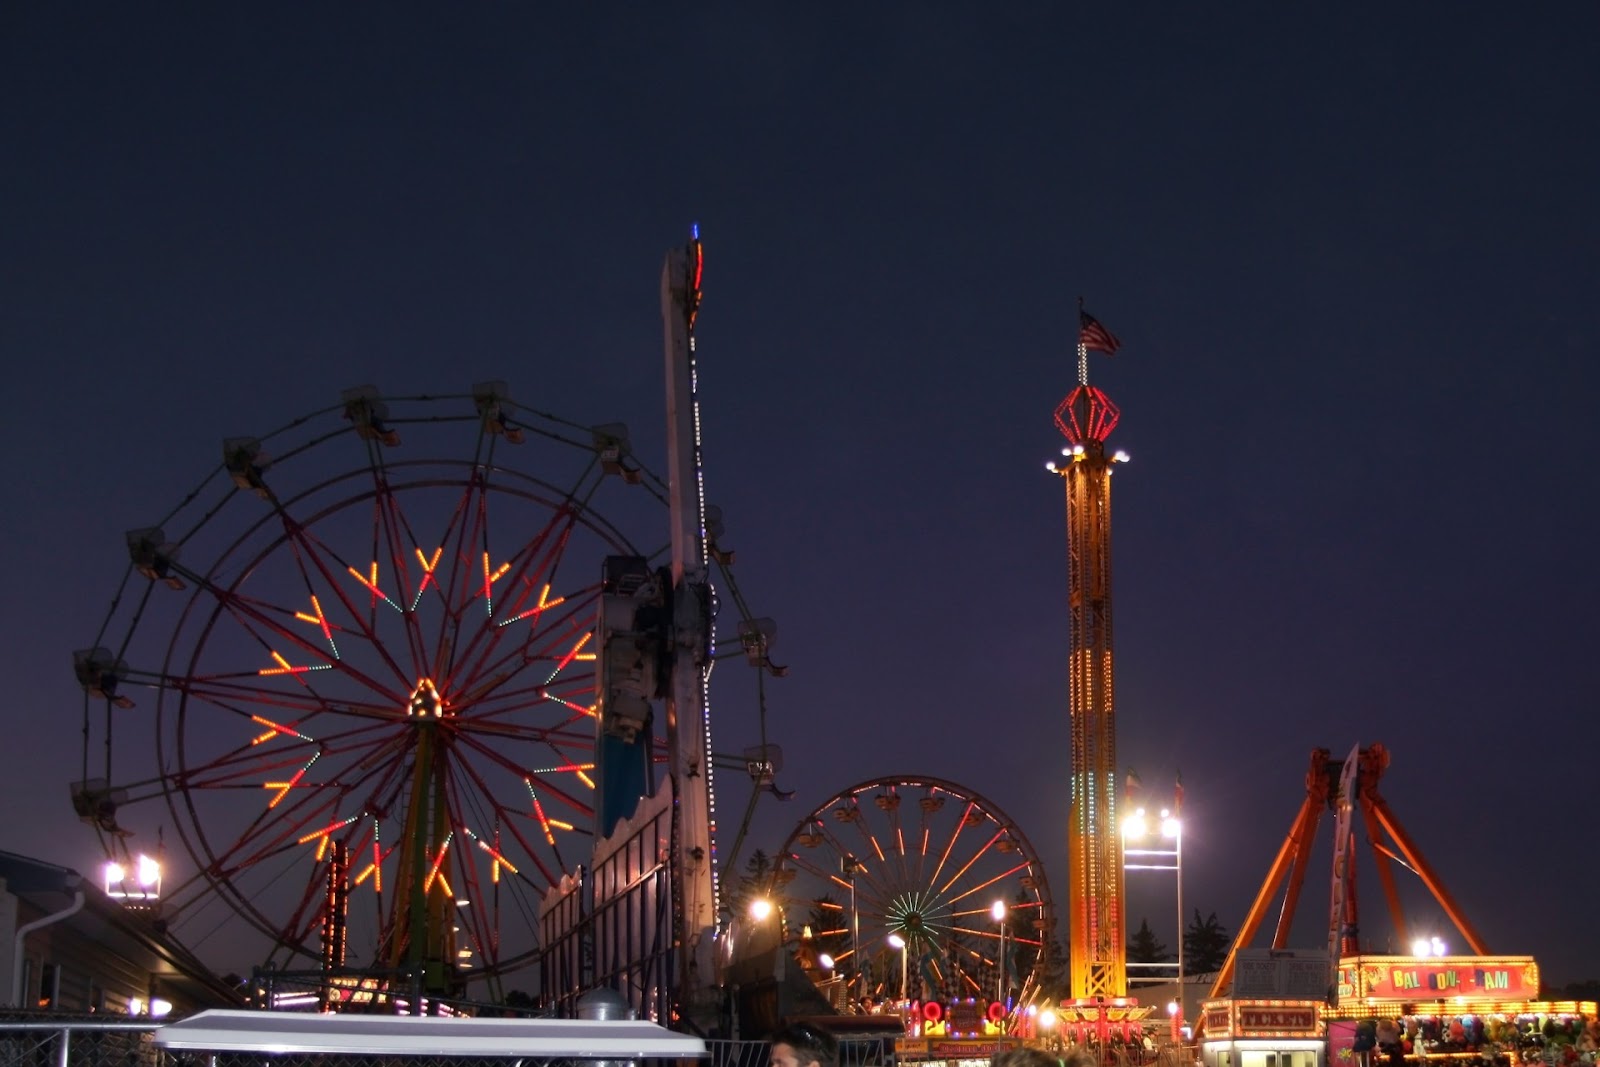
[770,775,1054,1009]
[72,384,669,989]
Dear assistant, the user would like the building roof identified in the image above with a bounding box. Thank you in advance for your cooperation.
[0,849,243,1009]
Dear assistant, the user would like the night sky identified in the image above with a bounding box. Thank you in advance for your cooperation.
[5,5,1598,988]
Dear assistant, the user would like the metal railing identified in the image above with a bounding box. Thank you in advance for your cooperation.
[0,1016,165,1067]
[706,1037,894,1067]
[1,1018,903,1067]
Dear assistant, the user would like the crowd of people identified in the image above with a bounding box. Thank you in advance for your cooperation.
[768,1021,1102,1067]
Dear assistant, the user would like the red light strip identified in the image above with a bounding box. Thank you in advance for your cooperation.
[531,791,556,846]
[423,835,452,892]
[291,595,339,657]
[347,562,402,612]
[497,583,567,628]
[257,650,332,680]
[475,837,520,875]
[264,753,320,809]
[297,814,359,846]
[479,552,511,614]
[546,693,597,718]
[250,714,313,744]
[354,834,392,890]
[544,632,594,683]
[416,547,442,585]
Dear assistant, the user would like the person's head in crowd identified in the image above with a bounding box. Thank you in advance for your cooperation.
[770,1022,840,1067]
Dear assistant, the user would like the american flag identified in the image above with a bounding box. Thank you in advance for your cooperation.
[1079,309,1122,354]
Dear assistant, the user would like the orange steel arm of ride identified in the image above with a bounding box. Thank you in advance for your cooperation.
[1368,793,1489,955]
[1207,794,1322,1001]
[1270,751,1333,950]
[1358,796,1409,948]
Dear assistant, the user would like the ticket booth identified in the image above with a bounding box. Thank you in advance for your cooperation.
[1200,998,1326,1067]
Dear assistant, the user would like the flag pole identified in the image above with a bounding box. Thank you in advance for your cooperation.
[1077,295,1089,386]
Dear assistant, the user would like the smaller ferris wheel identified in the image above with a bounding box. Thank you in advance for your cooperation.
[771,775,1054,1009]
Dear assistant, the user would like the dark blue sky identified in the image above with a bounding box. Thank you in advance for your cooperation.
[4,5,1598,986]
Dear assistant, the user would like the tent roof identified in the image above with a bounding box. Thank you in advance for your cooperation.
[155,1010,708,1058]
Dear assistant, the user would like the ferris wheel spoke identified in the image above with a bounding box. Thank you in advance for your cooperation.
[812,815,897,903]
[438,647,591,729]
[449,505,580,682]
[444,772,563,891]
[454,665,596,722]
[452,707,595,749]
[487,525,584,633]
[169,700,400,783]
[913,791,940,893]
[941,856,1031,911]
[926,797,980,893]
[882,790,914,890]
[446,777,562,894]
[176,674,402,727]
[453,590,593,712]
[449,731,595,822]
[200,780,348,878]
[427,469,494,682]
[267,509,416,691]
[842,813,898,883]
[935,827,1006,897]
[778,848,893,918]
[196,584,405,708]
[364,473,436,676]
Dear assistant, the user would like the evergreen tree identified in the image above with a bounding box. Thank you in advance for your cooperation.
[724,849,777,921]
[807,893,850,961]
[1183,909,1232,974]
[1127,918,1169,963]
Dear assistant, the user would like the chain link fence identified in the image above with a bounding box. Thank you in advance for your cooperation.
[0,1019,907,1067]
[0,1017,166,1067]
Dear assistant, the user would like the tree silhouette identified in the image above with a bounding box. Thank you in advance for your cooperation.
[1128,917,1170,963]
[807,893,850,961]
[723,848,777,921]
[1183,909,1232,974]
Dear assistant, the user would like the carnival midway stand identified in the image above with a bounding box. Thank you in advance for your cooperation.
[1327,954,1597,1067]
[1197,749,1600,1067]
[1198,998,1327,1067]
[1198,948,1330,1067]
[155,1008,708,1067]
[891,995,1031,1066]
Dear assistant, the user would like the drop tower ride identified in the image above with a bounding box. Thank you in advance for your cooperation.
[1051,306,1131,1000]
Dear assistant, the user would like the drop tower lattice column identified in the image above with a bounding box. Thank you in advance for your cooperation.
[1054,323,1127,1000]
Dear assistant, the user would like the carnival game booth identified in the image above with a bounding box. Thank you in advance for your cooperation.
[1328,955,1597,1067]
[1199,998,1326,1067]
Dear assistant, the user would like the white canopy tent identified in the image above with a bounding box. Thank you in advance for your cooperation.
[155,1010,708,1060]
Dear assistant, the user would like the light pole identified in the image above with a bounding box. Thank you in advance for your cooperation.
[991,899,1008,1006]
[843,855,861,1001]
[1164,808,1184,1033]
[1123,797,1184,1029]
[888,933,907,1002]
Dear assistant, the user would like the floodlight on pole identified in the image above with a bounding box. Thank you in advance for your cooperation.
[888,933,908,1000]
[1123,791,1183,1028]
[991,900,1008,1006]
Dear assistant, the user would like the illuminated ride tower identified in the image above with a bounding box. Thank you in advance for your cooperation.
[1050,308,1132,1003]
